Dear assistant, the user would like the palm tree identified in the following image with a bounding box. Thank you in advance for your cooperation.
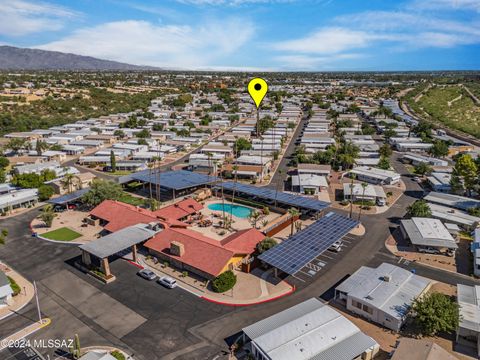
[147,162,154,199]
[357,182,368,222]
[230,165,239,222]
[275,169,283,207]
[288,208,300,236]
[349,173,356,219]
[39,205,56,228]
[248,210,261,229]
[35,140,49,156]
[61,173,81,194]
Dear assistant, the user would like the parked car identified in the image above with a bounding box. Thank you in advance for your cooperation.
[418,247,440,254]
[67,203,78,210]
[137,269,157,281]
[376,198,386,206]
[412,176,421,183]
[328,241,342,252]
[157,276,177,289]
[53,206,66,213]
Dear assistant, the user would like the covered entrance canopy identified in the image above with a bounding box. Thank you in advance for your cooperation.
[79,223,160,279]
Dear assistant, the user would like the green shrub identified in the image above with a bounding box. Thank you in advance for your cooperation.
[110,350,125,360]
[212,270,237,293]
[8,276,21,296]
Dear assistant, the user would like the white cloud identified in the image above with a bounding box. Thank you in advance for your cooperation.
[0,0,78,36]
[36,18,255,69]
[271,27,372,54]
[409,0,480,12]
[175,0,296,5]
[274,53,365,70]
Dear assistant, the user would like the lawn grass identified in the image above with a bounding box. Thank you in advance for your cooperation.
[117,192,145,206]
[42,227,82,241]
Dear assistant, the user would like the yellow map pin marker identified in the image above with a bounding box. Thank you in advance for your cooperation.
[248,78,268,109]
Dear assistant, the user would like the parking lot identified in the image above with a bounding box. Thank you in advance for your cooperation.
[290,233,361,283]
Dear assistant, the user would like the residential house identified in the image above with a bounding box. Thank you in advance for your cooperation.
[400,217,458,253]
[335,263,432,331]
[456,284,480,358]
[242,298,379,360]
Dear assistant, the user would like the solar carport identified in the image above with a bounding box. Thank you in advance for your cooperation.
[130,170,218,200]
[217,182,330,213]
[48,188,90,206]
[79,223,159,280]
[259,212,358,278]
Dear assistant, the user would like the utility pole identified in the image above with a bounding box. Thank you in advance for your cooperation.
[33,281,42,322]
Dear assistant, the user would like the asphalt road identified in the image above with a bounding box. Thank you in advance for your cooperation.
[1,143,479,359]
[266,113,308,190]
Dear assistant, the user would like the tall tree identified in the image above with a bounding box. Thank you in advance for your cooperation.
[110,150,117,173]
[451,154,478,196]
[61,173,80,194]
[411,292,460,336]
[288,208,300,236]
[407,200,432,218]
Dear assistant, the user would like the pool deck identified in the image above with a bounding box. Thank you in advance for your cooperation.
[190,199,281,241]
[207,202,252,218]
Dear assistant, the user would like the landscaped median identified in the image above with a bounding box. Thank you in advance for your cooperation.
[137,254,295,306]
[41,227,82,242]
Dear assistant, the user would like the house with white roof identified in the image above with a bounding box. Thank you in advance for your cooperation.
[343,183,386,205]
[456,284,480,358]
[400,217,458,253]
[335,263,432,331]
[0,270,13,307]
[348,166,400,185]
[291,174,328,195]
[242,298,379,360]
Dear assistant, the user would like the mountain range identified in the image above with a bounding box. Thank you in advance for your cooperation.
[0,46,159,71]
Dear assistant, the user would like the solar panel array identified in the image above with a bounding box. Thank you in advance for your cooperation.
[258,212,358,275]
[48,188,90,205]
[132,170,218,190]
[218,182,330,211]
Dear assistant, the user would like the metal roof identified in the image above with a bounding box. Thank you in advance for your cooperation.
[258,212,357,275]
[218,182,330,212]
[457,284,480,333]
[48,188,90,205]
[336,263,431,321]
[400,218,457,249]
[79,224,158,259]
[424,191,480,211]
[243,298,377,360]
[131,170,218,190]
[0,188,38,210]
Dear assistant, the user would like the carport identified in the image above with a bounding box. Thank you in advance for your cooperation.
[79,223,160,280]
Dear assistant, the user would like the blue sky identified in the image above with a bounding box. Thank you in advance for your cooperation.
[0,0,479,70]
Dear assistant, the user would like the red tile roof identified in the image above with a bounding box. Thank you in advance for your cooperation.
[153,198,203,222]
[90,200,160,232]
[89,200,192,232]
[144,228,234,277]
[220,228,265,254]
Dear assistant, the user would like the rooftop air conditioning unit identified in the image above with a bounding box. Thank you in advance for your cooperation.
[384,275,392,282]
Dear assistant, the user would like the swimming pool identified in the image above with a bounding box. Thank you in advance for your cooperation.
[207,203,252,218]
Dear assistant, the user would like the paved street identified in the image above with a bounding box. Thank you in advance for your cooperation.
[1,148,479,359]
[266,113,308,189]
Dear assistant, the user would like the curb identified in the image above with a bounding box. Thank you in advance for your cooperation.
[0,318,51,351]
[29,219,85,246]
[384,240,478,281]
[200,282,295,307]
[128,259,295,306]
[126,260,143,269]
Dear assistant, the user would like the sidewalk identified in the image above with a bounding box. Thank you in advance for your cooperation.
[0,318,51,351]
[135,255,294,306]
[0,262,35,321]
